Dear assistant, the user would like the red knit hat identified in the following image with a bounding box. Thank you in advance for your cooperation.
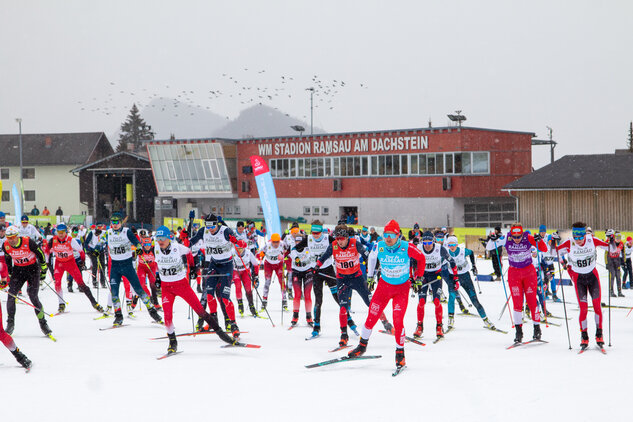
[384,219,400,234]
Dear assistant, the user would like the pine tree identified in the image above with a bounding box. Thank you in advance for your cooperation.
[117,104,154,152]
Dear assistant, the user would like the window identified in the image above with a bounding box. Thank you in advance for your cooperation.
[234,206,241,215]
[270,159,277,177]
[385,155,392,175]
[419,154,427,174]
[241,181,250,192]
[346,157,354,176]
[340,158,347,177]
[24,190,35,201]
[257,206,263,215]
[297,158,304,177]
[400,155,408,175]
[312,206,320,215]
[289,159,296,177]
[0,169,8,179]
[22,168,35,179]
[462,152,472,173]
[322,206,329,216]
[472,152,489,174]
[435,154,444,174]
[317,158,324,177]
[445,153,454,174]
[226,206,233,215]
[393,155,400,175]
[333,158,340,177]
[427,154,435,174]
[361,157,368,176]
[353,157,360,176]
[410,155,418,174]
[1,191,9,201]
[371,156,378,176]
[378,155,386,175]
[324,158,331,177]
[303,206,311,215]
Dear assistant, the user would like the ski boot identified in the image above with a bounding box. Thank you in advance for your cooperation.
[382,319,394,334]
[12,348,32,370]
[153,303,162,312]
[514,324,523,343]
[237,299,244,316]
[618,289,625,297]
[6,318,14,335]
[457,298,469,314]
[126,300,134,315]
[67,282,74,293]
[413,322,423,339]
[261,299,268,311]
[580,330,589,350]
[339,330,349,347]
[306,312,314,327]
[552,294,561,303]
[106,305,112,315]
[596,328,604,347]
[195,317,206,332]
[167,333,178,354]
[436,323,444,340]
[224,316,231,332]
[148,307,163,324]
[287,286,294,300]
[483,317,495,330]
[533,324,542,341]
[58,303,66,313]
[113,310,124,326]
[249,304,258,317]
[311,323,321,337]
[282,299,288,312]
[291,312,299,326]
[348,337,368,357]
[93,303,105,313]
[93,282,98,288]
[229,320,240,339]
[610,290,617,298]
[38,318,52,336]
[447,314,455,330]
[131,295,139,310]
[395,348,406,369]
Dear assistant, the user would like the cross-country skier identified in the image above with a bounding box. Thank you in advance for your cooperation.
[622,236,633,289]
[152,226,237,354]
[231,240,259,317]
[503,223,547,343]
[444,236,497,330]
[84,225,106,288]
[0,298,31,370]
[288,231,314,327]
[188,212,241,338]
[0,224,8,288]
[105,213,163,327]
[556,222,609,349]
[136,232,161,310]
[414,231,457,339]
[435,230,468,313]
[258,232,287,311]
[604,230,624,297]
[47,224,105,314]
[314,224,393,348]
[347,219,425,372]
[2,226,52,337]
[17,215,42,243]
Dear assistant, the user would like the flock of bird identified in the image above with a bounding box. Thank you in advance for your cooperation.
[76,69,370,123]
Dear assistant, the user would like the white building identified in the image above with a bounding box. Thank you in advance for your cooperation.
[0,132,114,218]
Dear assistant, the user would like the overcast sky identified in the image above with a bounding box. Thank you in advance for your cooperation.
[1,0,632,169]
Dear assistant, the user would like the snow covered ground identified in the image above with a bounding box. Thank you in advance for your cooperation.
[2,255,630,422]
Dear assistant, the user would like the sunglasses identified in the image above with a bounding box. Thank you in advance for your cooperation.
[155,236,169,242]
[335,236,347,241]
[573,235,585,240]
[447,243,458,248]
[383,233,398,239]
[511,235,523,239]
[422,241,434,245]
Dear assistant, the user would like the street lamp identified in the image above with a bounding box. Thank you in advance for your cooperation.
[447,110,467,128]
[15,118,23,215]
[306,87,314,135]
[290,125,305,137]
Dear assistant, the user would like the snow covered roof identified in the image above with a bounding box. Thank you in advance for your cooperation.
[503,153,633,190]
[0,132,112,166]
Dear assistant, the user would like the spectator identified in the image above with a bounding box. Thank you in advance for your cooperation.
[113,196,122,213]
[41,206,50,216]
[30,205,40,216]
[408,223,422,241]
[55,206,64,216]
[0,211,5,226]
[44,223,52,236]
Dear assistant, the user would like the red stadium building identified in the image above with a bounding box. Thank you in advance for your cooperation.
[146,125,534,227]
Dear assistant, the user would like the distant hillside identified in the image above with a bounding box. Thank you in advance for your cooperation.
[140,97,227,140]
[212,104,325,139]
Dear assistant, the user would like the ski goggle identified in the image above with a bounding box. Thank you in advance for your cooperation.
[205,221,217,228]
[422,241,434,246]
[511,235,523,240]
[155,236,169,242]
[383,233,398,239]
[110,219,121,225]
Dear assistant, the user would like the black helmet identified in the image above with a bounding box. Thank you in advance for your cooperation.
[421,231,434,242]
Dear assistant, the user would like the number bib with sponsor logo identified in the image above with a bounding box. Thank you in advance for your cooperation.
[308,235,333,268]
[203,226,233,262]
[332,238,361,275]
[376,241,410,285]
[51,237,76,263]
[569,235,598,274]
[107,228,133,261]
[418,243,442,272]
[154,243,188,282]
[451,247,471,274]
[4,237,37,266]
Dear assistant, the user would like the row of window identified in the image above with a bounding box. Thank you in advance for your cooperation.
[1,190,35,201]
[269,152,490,179]
[463,202,517,228]
[1,168,36,180]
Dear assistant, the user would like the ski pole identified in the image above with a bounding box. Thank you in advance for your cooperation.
[554,247,572,350]
[40,275,69,305]
[235,251,275,327]
[474,274,482,294]
[495,251,514,328]
[0,288,54,317]
[458,288,473,308]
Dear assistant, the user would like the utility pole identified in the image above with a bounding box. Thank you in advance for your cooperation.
[547,126,555,163]
[15,118,23,215]
[628,121,633,153]
[306,87,314,135]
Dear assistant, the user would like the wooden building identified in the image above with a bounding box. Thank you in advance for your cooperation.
[503,152,633,230]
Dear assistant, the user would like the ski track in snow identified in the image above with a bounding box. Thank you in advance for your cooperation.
[1,256,629,422]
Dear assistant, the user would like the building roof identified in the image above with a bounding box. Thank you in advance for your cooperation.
[0,132,109,166]
[70,151,150,173]
[503,153,633,190]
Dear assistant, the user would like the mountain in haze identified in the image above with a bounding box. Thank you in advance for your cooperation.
[212,104,325,139]
[140,97,227,140]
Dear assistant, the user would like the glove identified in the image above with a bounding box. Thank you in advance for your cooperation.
[534,234,542,242]
[412,277,423,293]
[472,266,478,276]
[40,263,47,274]
[561,260,568,270]
[92,249,100,257]
[551,232,561,242]
[367,276,376,291]
[0,279,7,289]
[79,260,86,271]
[229,235,238,244]
[40,265,47,281]
[135,248,143,257]
[453,275,460,290]
[189,210,195,219]
[252,275,259,289]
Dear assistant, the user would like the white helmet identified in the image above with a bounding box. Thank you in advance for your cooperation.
[606,229,615,237]
[6,226,19,237]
